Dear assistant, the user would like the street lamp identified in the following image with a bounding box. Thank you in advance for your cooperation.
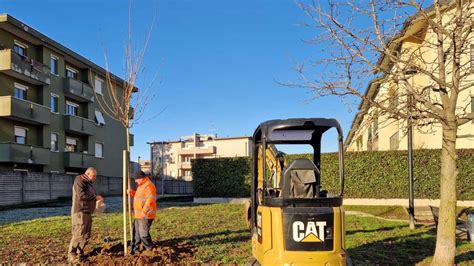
[148,141,166,196]
[404,67,418,230]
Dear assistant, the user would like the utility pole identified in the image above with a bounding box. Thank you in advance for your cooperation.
[161,143,165,195]
[408,93,415,229]
[404,67,417,230]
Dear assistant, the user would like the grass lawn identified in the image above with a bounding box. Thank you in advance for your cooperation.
[0,203,472,264]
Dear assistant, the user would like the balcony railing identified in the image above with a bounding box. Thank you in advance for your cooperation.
[178,146,216,155]
[0,96,50,125]
[0,49,50,85]
[64,152,96,168]
[0,143,50,165]
[178,162,192,170]
[63,77,95,102]
[64,115,96,135]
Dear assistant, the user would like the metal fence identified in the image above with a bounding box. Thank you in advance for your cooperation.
[154,179,193,195]
[0,171,193,207]
[0,171,123,207]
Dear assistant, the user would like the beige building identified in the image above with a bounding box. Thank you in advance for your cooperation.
[138,160,151,174]
[346,6,474,152]
[150,133,251,181]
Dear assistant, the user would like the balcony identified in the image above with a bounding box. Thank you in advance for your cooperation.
[64,115,95,135]
[63,77,95,102]
[178,162,192,170]
[0,96,50,125]
[0,49,50,85]
[0,143,50,165]
[64,152,96,169]
[178,146,216,155]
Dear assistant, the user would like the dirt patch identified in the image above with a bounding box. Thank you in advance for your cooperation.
[84,239,197,264]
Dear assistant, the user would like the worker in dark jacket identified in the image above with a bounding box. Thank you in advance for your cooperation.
[67,167,103,263]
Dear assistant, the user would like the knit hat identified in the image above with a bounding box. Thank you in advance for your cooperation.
[134,170,146,180]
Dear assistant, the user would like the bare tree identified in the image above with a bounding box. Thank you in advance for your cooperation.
[89,2,156,254]
[288,0,474,264]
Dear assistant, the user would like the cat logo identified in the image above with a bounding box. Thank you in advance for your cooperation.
[292,221,327,242]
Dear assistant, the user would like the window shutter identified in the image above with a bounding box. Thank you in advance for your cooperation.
[95,143,103,158]
[14,127,26,137]
[94,78,103,94]
[66,137,77,145]
[95,110,106,125]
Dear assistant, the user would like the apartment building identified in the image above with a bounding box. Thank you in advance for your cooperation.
[345,6,474,152]
[0,14,132,176]
[150,133,251,181]
[138,160,152,174]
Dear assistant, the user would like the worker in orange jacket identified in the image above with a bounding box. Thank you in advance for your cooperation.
[128,171,157,254]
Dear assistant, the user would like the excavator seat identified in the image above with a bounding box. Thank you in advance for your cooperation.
[280,159,320,198]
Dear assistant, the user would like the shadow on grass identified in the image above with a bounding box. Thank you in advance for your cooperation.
[347,225,406,235]
[170,229,251,245]
[349,231,436,264]
[456,251,474,263]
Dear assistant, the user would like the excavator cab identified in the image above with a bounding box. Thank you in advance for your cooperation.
[250,118,346,265]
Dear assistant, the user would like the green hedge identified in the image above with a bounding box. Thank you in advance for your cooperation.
[192,157,252,197]
[192,149,474,200]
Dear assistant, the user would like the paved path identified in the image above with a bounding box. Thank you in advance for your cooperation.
[0,195,194,225]
[345,210,409,223]
[0,196,124,225]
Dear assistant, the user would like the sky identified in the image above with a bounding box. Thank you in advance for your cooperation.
[1,0,359,159]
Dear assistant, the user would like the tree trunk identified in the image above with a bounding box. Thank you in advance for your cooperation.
[432,122,458,265]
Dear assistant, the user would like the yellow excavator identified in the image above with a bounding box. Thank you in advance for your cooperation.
[248,118,347,265]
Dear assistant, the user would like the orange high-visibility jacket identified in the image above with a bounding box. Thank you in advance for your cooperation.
[130,177,157,219]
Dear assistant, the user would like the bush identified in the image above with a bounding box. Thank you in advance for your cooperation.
[192,157,251,197]
[192,149,474,200]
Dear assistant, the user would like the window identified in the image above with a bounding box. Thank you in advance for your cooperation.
[95,109,106,125]
[95,142,103,158]
[50,55,58,75]
[14,126,27,144]
[13,41,27,56]
[390,131,400,150]
[183,156,192,162]
[471,45,474,71]
[184,170,192,176]
[66,66,77,79]
[14,83,27,100]
[367,125,373,151]
[94,77,104,95]
[356,136,363,151]
[65,137,78,152]
[471,96,474,113]
[372,112,379,136]
[471,96,474,123]
[51,133,59,152]
[50,94,59,113]
[66,101,78,116]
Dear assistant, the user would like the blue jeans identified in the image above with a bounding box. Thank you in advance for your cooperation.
[131,219,154,252]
